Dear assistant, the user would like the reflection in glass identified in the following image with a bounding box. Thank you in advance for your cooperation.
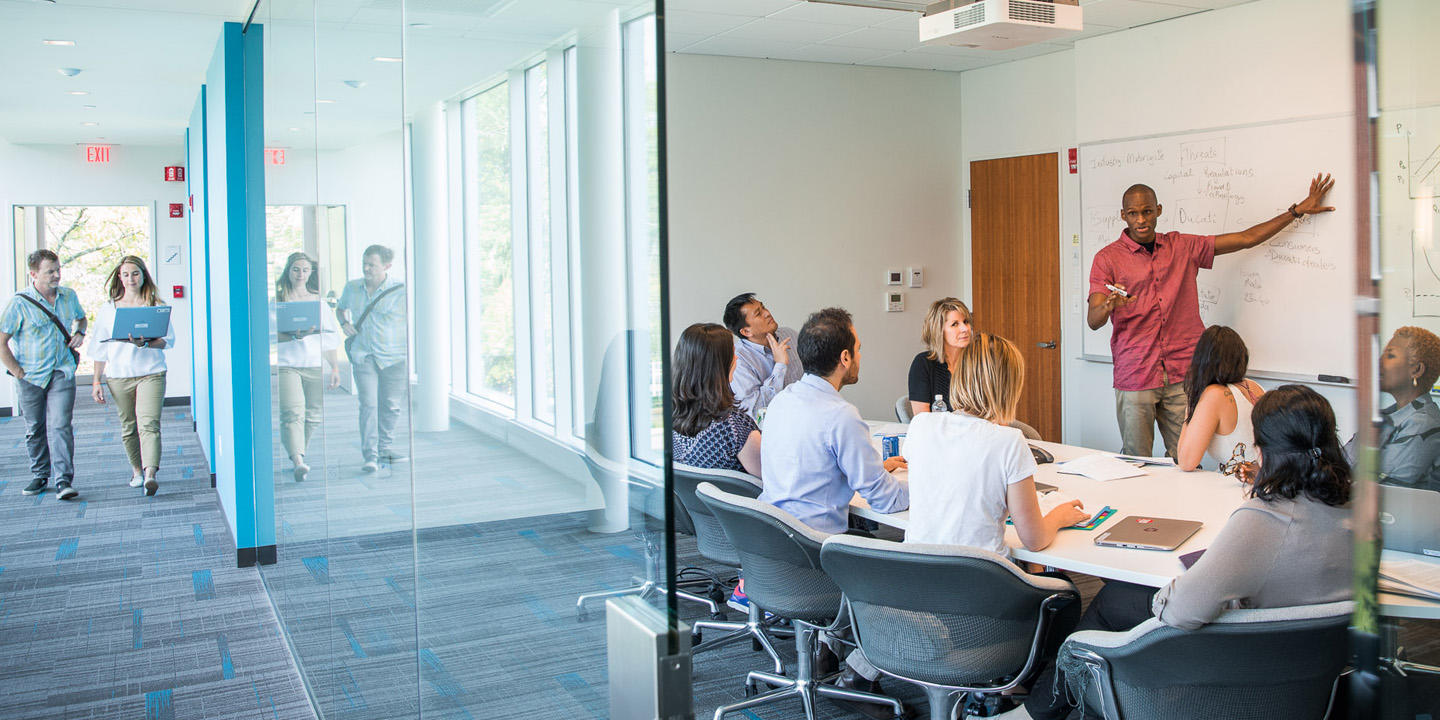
[462,83,515,404]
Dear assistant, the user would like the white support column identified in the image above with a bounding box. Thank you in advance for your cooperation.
[411,101,450,432]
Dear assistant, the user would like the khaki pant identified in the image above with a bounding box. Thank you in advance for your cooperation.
[1115,381,1186,458]
[106,372,166,470]
[278,366,323,459]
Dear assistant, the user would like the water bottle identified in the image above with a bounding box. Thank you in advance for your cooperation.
[755,406,766,429]
[931,394,947,413]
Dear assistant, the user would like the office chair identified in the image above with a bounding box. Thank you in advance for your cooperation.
[820,535,1079,720]
[1056,601,1353,719]
[895,395,913,423]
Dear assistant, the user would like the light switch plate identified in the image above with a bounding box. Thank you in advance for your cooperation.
[907,267,923,288]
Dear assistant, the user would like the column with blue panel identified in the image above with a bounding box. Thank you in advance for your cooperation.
[203,21,275,567]
[186,89,217,483]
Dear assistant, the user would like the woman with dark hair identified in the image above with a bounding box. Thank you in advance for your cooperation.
[274,252,341,482]
[1029,385,1353,718]
[1176,325,1265,471]
[672,323,761,476]
[88,255,176,497]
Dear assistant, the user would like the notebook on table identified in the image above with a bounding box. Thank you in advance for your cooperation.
[1094,516,1202,551]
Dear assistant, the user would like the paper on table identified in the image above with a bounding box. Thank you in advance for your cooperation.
[1038,491,1083,516]
[1056,454,1147,481]
[1380,558,1440,600]
[1114,454,1177,467]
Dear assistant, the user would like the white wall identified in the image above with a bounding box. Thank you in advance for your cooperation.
[667,54,966,419]
[0,140,193,409]
[958,0,1358,452]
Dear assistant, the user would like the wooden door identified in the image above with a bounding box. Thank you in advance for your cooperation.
[970,153,1062,441]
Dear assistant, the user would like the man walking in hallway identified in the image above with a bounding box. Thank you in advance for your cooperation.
[0,249,88,500]
[338,244,408,473]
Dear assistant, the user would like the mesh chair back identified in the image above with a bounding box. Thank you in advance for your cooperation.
[821,536,1077,687]
[673,464,761,566]
[696,482,841,622]
[895,395,913,423]
[1058,603,1352,720]
[1009,419,1042,441]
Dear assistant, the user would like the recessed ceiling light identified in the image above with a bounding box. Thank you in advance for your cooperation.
[66,90,89,96]
[82,104,96,109]
[316,99,336,104]
[58,67,82,77]
[408,23,431,29]
[343,80,367,89]
[43,39,76,46]
[289,127,300,132]
[81,121,99,126]
[372,56,402,63]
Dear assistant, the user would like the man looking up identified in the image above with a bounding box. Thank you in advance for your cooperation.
[723,293,803,419]
[1088,174,1336,457]
[0,249,87,500]
[758,307,908,716]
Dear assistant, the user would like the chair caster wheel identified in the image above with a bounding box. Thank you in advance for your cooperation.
[691,631,702,645]
[744,682,758,698]
[753,638,763,652]
[710,611,728,623]
[708,587,727,605]
[577,609,589,623]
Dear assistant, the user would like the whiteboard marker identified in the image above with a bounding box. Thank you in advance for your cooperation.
[1104,284,1129,298]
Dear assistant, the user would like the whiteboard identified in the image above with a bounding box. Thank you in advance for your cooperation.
[1378,105,1440,337]
[1080,115,1357,382]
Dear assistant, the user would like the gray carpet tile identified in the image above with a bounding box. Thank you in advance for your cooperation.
[0,380,316,720]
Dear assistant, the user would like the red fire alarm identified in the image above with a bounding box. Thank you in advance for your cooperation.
[173,285,185,299]
[164,166,186,182]
[169,203,184,218]
[1068,147,1078,174]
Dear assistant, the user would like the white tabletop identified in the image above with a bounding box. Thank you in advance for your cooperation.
[855,425,1440,617]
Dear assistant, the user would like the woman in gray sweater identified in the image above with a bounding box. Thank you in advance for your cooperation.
[1026,384,1352,719]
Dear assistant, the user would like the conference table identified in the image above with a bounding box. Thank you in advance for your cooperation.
[852,422,1440,618]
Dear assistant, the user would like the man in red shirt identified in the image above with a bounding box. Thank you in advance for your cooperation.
[1088,173,1336,457]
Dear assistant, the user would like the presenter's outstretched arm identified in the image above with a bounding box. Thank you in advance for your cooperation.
[1213,173,1336,256]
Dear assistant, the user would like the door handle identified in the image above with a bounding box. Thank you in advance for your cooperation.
[1037,341,1057,349]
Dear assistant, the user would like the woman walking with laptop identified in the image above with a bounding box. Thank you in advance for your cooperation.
[89,255,175,496]
[274,252,341,482]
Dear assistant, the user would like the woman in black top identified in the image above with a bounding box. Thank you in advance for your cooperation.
[907,297,973,417]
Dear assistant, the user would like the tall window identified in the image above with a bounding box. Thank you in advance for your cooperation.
[526,62,556,425]
[623,15,661,462]
[462,82,516,404]
[565,46,584,439]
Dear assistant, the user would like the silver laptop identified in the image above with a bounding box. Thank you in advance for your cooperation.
[1094,515,1203,551]
[106,306,171,341]
[1381,484,1440,557]
[276,301,322,334]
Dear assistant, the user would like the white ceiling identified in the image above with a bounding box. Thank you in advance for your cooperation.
[0,0,1256,148]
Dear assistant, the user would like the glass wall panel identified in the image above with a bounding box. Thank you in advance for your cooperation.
[250,1,674,718]
[1361,0,1440,715]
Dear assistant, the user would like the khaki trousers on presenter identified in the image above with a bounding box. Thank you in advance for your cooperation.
[277,366,323,458]
[1114,381,1186,458]
[106,372,166,470]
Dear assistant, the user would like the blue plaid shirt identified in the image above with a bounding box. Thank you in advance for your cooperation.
[336,276,407,369]
[0,286,85,387]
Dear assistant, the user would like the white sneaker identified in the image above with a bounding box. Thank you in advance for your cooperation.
[144,476,159,497]
[293,458,310,483]
[129,473,144,488]
[361,460,378,473]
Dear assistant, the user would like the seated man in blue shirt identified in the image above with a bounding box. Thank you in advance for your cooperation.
[759,307,908,716]
[723,292,804,419]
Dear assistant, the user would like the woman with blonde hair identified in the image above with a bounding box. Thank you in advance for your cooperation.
[89,255,176,496]
[274,251,342,482]
[904,332,1088,552]
[906,297,973,417]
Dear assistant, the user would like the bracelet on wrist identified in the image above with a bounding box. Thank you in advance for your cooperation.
[1287,203,1303,219]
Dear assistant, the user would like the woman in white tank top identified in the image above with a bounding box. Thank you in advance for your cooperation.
[1177,326,1265,472]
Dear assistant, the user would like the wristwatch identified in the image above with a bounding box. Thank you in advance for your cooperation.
[1287,203,1303,219]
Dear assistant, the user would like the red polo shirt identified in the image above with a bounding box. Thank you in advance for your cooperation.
[1089,229,1216,392]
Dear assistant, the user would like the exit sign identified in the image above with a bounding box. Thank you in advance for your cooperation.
[84,145,111,163]
[265,148,286,166]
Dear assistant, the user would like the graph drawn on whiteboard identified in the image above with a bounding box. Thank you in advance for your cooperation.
[1407,129,1440,199]
[1414,231,1440,317]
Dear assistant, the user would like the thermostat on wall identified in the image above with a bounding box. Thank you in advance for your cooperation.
[886,291,905,313]
[886,269,904,286]
[907,267,923,288]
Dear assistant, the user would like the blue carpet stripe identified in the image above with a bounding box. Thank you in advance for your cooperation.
[0,480,7,495]
[301,556,330,585]
[518,529,557,556]
[336,618,367,658]
[193,524,205,546]
[55,537,78,561]
[384,577,414,608]
[217,634,235,679]
[192,569,216,600]
[182,466,195,479]
[132,608,144,649]
[144,689,174,720]
[554,672,606,719]
[74,500,87,518]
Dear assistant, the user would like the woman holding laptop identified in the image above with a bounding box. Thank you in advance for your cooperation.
[274,252,342,483]
[88,255,175,497]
